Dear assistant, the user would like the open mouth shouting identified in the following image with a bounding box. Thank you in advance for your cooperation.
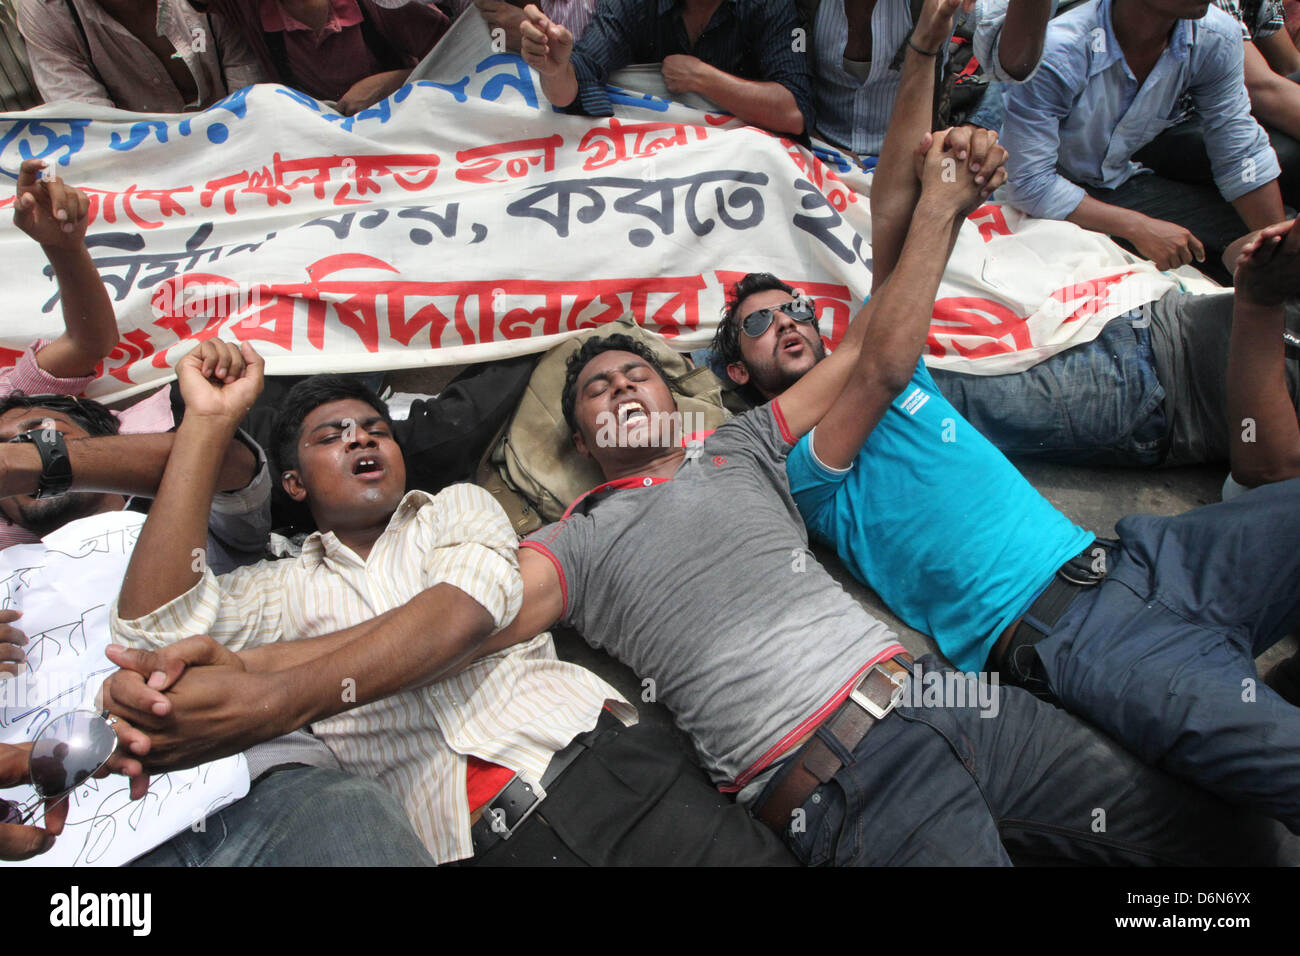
[351,454,386,480]
[617,401,649,426]
[779,332,807,356]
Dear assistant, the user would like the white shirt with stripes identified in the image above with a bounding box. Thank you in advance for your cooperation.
[112,483,634,863]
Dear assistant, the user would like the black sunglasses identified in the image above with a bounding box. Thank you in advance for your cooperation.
[739,298,818,338]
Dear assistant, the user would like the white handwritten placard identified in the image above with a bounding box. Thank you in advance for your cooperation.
[0,510,249,867]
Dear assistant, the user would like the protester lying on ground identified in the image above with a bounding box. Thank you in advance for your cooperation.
[1000,0,1286,283]
[1132,0,1300,210]
[715,20,1300,834]
[203,0,450,115]
[336,10,1300,864]
[15,0,271,111]
[102,356,794,865]
[519,0,814,136]
[492,127,1294,863]
[237,357,537,534]
[799,0,1053,158]
[4,160,121,402]
[0,345,269,565]
[0,360,434,867]
[453,0,598,50]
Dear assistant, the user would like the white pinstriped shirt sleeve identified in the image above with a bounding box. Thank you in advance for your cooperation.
[111,483,634,864]
[416,483,523,632]
[110,554,294,652]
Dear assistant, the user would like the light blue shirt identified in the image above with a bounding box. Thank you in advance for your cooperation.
[1000,0,1279,221]
[811,0,1021,157]
[786,361,1093,672]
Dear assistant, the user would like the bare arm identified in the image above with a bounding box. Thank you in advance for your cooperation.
[682,62,804,134]
[102,545,567,770]
[12,160,119,378]
[1227,218,1300,487]
[995,0,1053,80]
[870,0,965,287]
[1242,39,1300,141]
[812,132,1007,469]
[1255,29,1300,77]
[1067,195,1209,271]
[0,430,258,500]
[116,341,263,621]
[1231,180,1287,233]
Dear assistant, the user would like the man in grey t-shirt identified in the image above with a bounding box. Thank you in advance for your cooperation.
[476,123,1295,865]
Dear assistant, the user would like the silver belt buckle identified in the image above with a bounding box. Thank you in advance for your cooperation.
[482,774,541,841]
[849,662,909,720]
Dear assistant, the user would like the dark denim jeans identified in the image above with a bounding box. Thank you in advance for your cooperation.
[1029,477,1300,833]
[782,656,1297,866]
[130,765,434,866]
[930,312,1169,467]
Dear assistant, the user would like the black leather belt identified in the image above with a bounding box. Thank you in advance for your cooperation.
[754,653,913,834]
[993,541,1114,691]
[469,711,619,854]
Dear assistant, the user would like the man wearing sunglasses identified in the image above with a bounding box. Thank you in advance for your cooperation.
[712,19,1300,834]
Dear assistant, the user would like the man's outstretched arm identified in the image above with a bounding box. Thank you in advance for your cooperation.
[11,160,119,379]
[116,340,264,621]
[870,0,978,287]
[0,429,257,500]
[1227,218,1300,487]
[807,131,1008,469]
[102,533,566,770]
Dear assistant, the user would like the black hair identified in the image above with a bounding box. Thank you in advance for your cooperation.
[710,273,798,367]
[0,393,120,437]
[560,334,675,436]
[269,374,395,475]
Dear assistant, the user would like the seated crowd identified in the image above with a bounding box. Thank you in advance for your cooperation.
[1,0,1299,867]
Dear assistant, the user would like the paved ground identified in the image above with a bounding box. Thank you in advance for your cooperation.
[389,364,1298,758]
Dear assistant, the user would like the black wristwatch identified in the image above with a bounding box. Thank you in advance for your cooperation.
[9,428,73,498]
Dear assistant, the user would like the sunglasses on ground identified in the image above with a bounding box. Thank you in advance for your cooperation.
[739,298,818,338]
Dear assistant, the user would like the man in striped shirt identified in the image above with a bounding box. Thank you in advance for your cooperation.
[104,350,792,865]
[0,342,435,866]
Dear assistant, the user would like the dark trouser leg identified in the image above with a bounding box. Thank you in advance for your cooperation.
[929,313,1168,466]
[129,765,435,866]
[1133,117,1216,188]
[1266,123,1300,211]
[786,656,1296,866]
[462,722,797,866]
[1034,478,1300,830]
[1085,175,1248,285]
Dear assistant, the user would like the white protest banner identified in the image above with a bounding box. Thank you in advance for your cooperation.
[0,11,1196,400]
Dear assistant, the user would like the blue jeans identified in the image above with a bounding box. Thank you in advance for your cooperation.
[130,765,434,866]
[781,657,1297,866]
[930,312,1168,467]
[1030,477,1300,832]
